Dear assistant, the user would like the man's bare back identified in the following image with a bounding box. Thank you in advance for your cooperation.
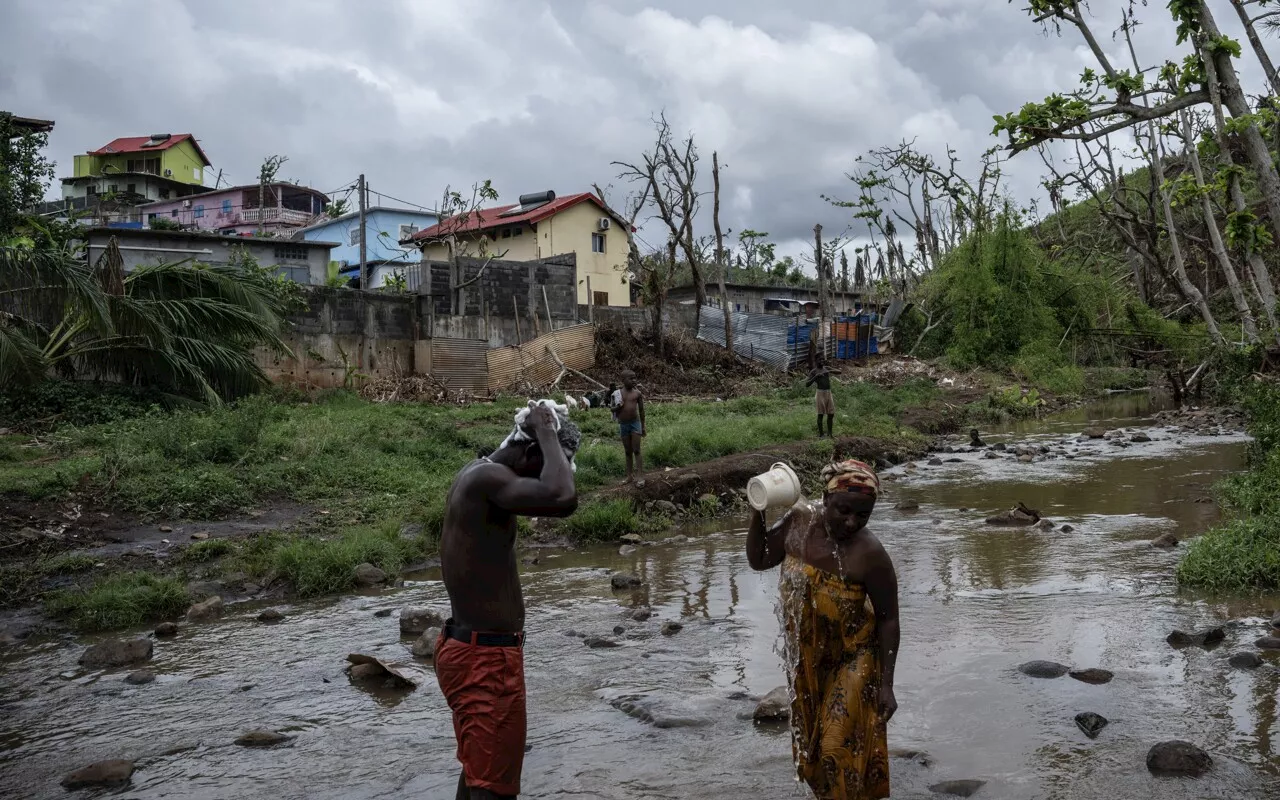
[440,461,527,632]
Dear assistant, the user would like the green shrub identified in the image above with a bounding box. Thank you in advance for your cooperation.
[556,500,645,544]
[0,380,172,431]
[1176,518,1280,591]
[175,538,236,564]
[46,572,189,632]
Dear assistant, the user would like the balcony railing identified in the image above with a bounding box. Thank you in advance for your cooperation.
[241,207,316,226]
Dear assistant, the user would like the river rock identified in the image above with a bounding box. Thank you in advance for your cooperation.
[374,609,393,618]
[1069,668,1113,685]
[928,458,944,466]
[987,508,1038,526]
[257,608,285,623]
[1019,660,1070,678]
[929,779,986,797]
[124,669,155,685]
[235,729,292,747]
[1256,636,1280,650]
[80,637,153,669]
[584,636,620,649]
[353,563,386,586]
[629,607,653,621]
[185,596,223,622]
[400,608,444,636]
[753,686,791,722]
[660,621,683,636]
[1074,712,1108,739]
[1017,454,1034,463]
[154,622,178,637]
[895,500,921,511]
[1150,532,1179,548]
[983,451,999,460]
[60,759,134,790]
[609,694,713,729]
[1146,740,1212,777]
[1167,627,1225,649]
[1060,524,1075,533]
[1271,611,1280,629]
[610,572,642,590]
[345,653,418,687]
[1131,432,1152,443]
[1083,428,1107,439]
[654,500,679,515]
[618,545,637,556]
[1036,519,1055,530]
[1228,651,1263,669]
[613,625,626,635]
[620,533,642,544]
[411,627,441,659]
[889,748,934,767]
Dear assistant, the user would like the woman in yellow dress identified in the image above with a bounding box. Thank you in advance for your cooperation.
[746,459,899,799]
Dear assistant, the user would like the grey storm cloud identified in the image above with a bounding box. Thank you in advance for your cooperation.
[1,0,1268,263]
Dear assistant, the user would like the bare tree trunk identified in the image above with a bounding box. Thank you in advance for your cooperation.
[1198,3,1280,251]
[712,152,732,353]
[1200,30,1280,345]
[1228,0,1280,95]
[1150,124,1225,344]
[1177,107,1259,342]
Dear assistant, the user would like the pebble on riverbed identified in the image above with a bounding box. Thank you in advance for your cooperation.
[60,759,135,790]
[1018,660,1070,679]
[1069,668,1113,685]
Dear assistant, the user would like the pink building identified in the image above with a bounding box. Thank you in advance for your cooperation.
[143,181,328,236]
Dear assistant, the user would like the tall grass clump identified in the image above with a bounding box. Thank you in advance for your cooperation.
[1178,380,1280,591]
[556,500,647,544]
[46,572,189,632]
[268,521,425,597]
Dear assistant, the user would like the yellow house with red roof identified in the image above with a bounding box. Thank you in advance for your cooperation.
[410,190,634,307]
[63,133,212,203]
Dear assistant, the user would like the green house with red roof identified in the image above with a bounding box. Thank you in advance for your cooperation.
[62,132,212,204]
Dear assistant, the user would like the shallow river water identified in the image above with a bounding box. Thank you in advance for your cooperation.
[2,396,1279,799]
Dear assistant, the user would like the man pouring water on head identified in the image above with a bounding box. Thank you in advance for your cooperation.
[435,400,580,799]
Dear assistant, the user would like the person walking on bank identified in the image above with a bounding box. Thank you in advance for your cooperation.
[745,459,899,800]
[436,400,580,799]
[614,370,646,482]
[807,358,836,438]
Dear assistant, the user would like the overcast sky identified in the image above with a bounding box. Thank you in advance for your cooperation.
[2,0,1273,265]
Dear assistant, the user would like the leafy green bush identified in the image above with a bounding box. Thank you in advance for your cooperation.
[0,380,171,431]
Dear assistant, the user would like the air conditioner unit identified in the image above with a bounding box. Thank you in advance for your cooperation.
[163,168,173,177]
[598,217,611,231]
[181,200,192,209]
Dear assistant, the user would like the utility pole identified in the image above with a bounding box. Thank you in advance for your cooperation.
[257,169,266,236]
[813,223,825,369]
[358,174,367,291]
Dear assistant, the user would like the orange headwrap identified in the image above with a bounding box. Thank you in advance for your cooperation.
[820,459,880,499]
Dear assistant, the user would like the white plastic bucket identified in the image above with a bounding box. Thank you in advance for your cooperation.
[747,462,801,511]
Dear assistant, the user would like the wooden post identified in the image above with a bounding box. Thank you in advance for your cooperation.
[512,296,523,346]
[586,275,594,324]
[542,285,555,333]
[357,174,367,291]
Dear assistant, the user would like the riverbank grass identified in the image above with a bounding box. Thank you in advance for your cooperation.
[46,573,189,632]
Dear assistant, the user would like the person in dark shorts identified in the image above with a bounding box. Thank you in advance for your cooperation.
[614,370,646,482]
[807,358,836,438]
[436,400,580,799]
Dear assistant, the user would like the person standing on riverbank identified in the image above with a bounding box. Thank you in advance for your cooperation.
[807,358,837,438]
[745,458,899,799]
[615,371,646,482]
[436,400,580,799]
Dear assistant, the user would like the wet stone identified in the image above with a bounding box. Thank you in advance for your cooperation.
[61,759,134,790]
[1131,432,1152,443]
[1060,524,1075,533]
[1256,636,1280,650]
[983,451,1000,460]
[1074,712,1108,739]
[1271,611,1280,629]
[660,621,683,636]
[257,609,285,624]
[353,563,386,586]
[1228,651,1263,669]
[374,609,393,618]
[620,533,642,544]
[613,625,626,635]
[928,458,944,466]
[80,637,153,669]
[584,636,620,649]
[1069,668,1113,685]
[1018,660,1070,678]
[411,628,441,659]
[124,669,155,685]
[889,748,933,767]
[234,729,293,747]
[610,572,642,590]
[618,545,637,556]
[629,607,653,622]
[400,608,444,636]
[185,596,223,622]
[929,779,986,797]
[1146,740,1212,777]
[654,500,678,515]
[1168,627,1225,649]
[1150,532,1179,548]
[753,686,791,722]
[154,622,178,637]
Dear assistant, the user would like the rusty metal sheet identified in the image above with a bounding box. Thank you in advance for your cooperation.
[485,323,597,391]
[428,337,489,392]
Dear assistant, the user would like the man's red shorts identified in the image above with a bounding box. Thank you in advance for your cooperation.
[435,632,526,796]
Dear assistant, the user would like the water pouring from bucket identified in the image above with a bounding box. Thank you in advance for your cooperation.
[747,462,802,511]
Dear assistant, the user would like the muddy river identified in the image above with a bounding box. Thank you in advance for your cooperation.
[2,396,1278,799]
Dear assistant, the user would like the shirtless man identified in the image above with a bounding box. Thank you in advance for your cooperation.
[806,358,836,438]
[614,370,646,482]
[435,404,579,799]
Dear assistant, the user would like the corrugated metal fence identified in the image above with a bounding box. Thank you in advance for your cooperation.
[697,306,830,370]
[417,323,598,393]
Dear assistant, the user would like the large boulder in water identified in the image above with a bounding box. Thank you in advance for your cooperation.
[399,608,444,636]
[80,638,153,669]
[1256,636,1280,650]
[1150,532,1179,548]
[1146,741,1212,777]
[1167,627,1225,649]
[353,563,386,587]
[929,779,986,797]
[185,596,223,622]
[1228,651,1263,669]
[1018,660,1070,678]
[753,686,791,722]
[610,572,642,590]
[61,759,134,790]
[1069,668,1113,685]
[986,507,1038,526]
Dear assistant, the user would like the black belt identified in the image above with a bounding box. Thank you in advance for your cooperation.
[443,621,524,648]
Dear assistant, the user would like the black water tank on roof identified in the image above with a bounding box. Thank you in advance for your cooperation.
[518,191,555,206]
